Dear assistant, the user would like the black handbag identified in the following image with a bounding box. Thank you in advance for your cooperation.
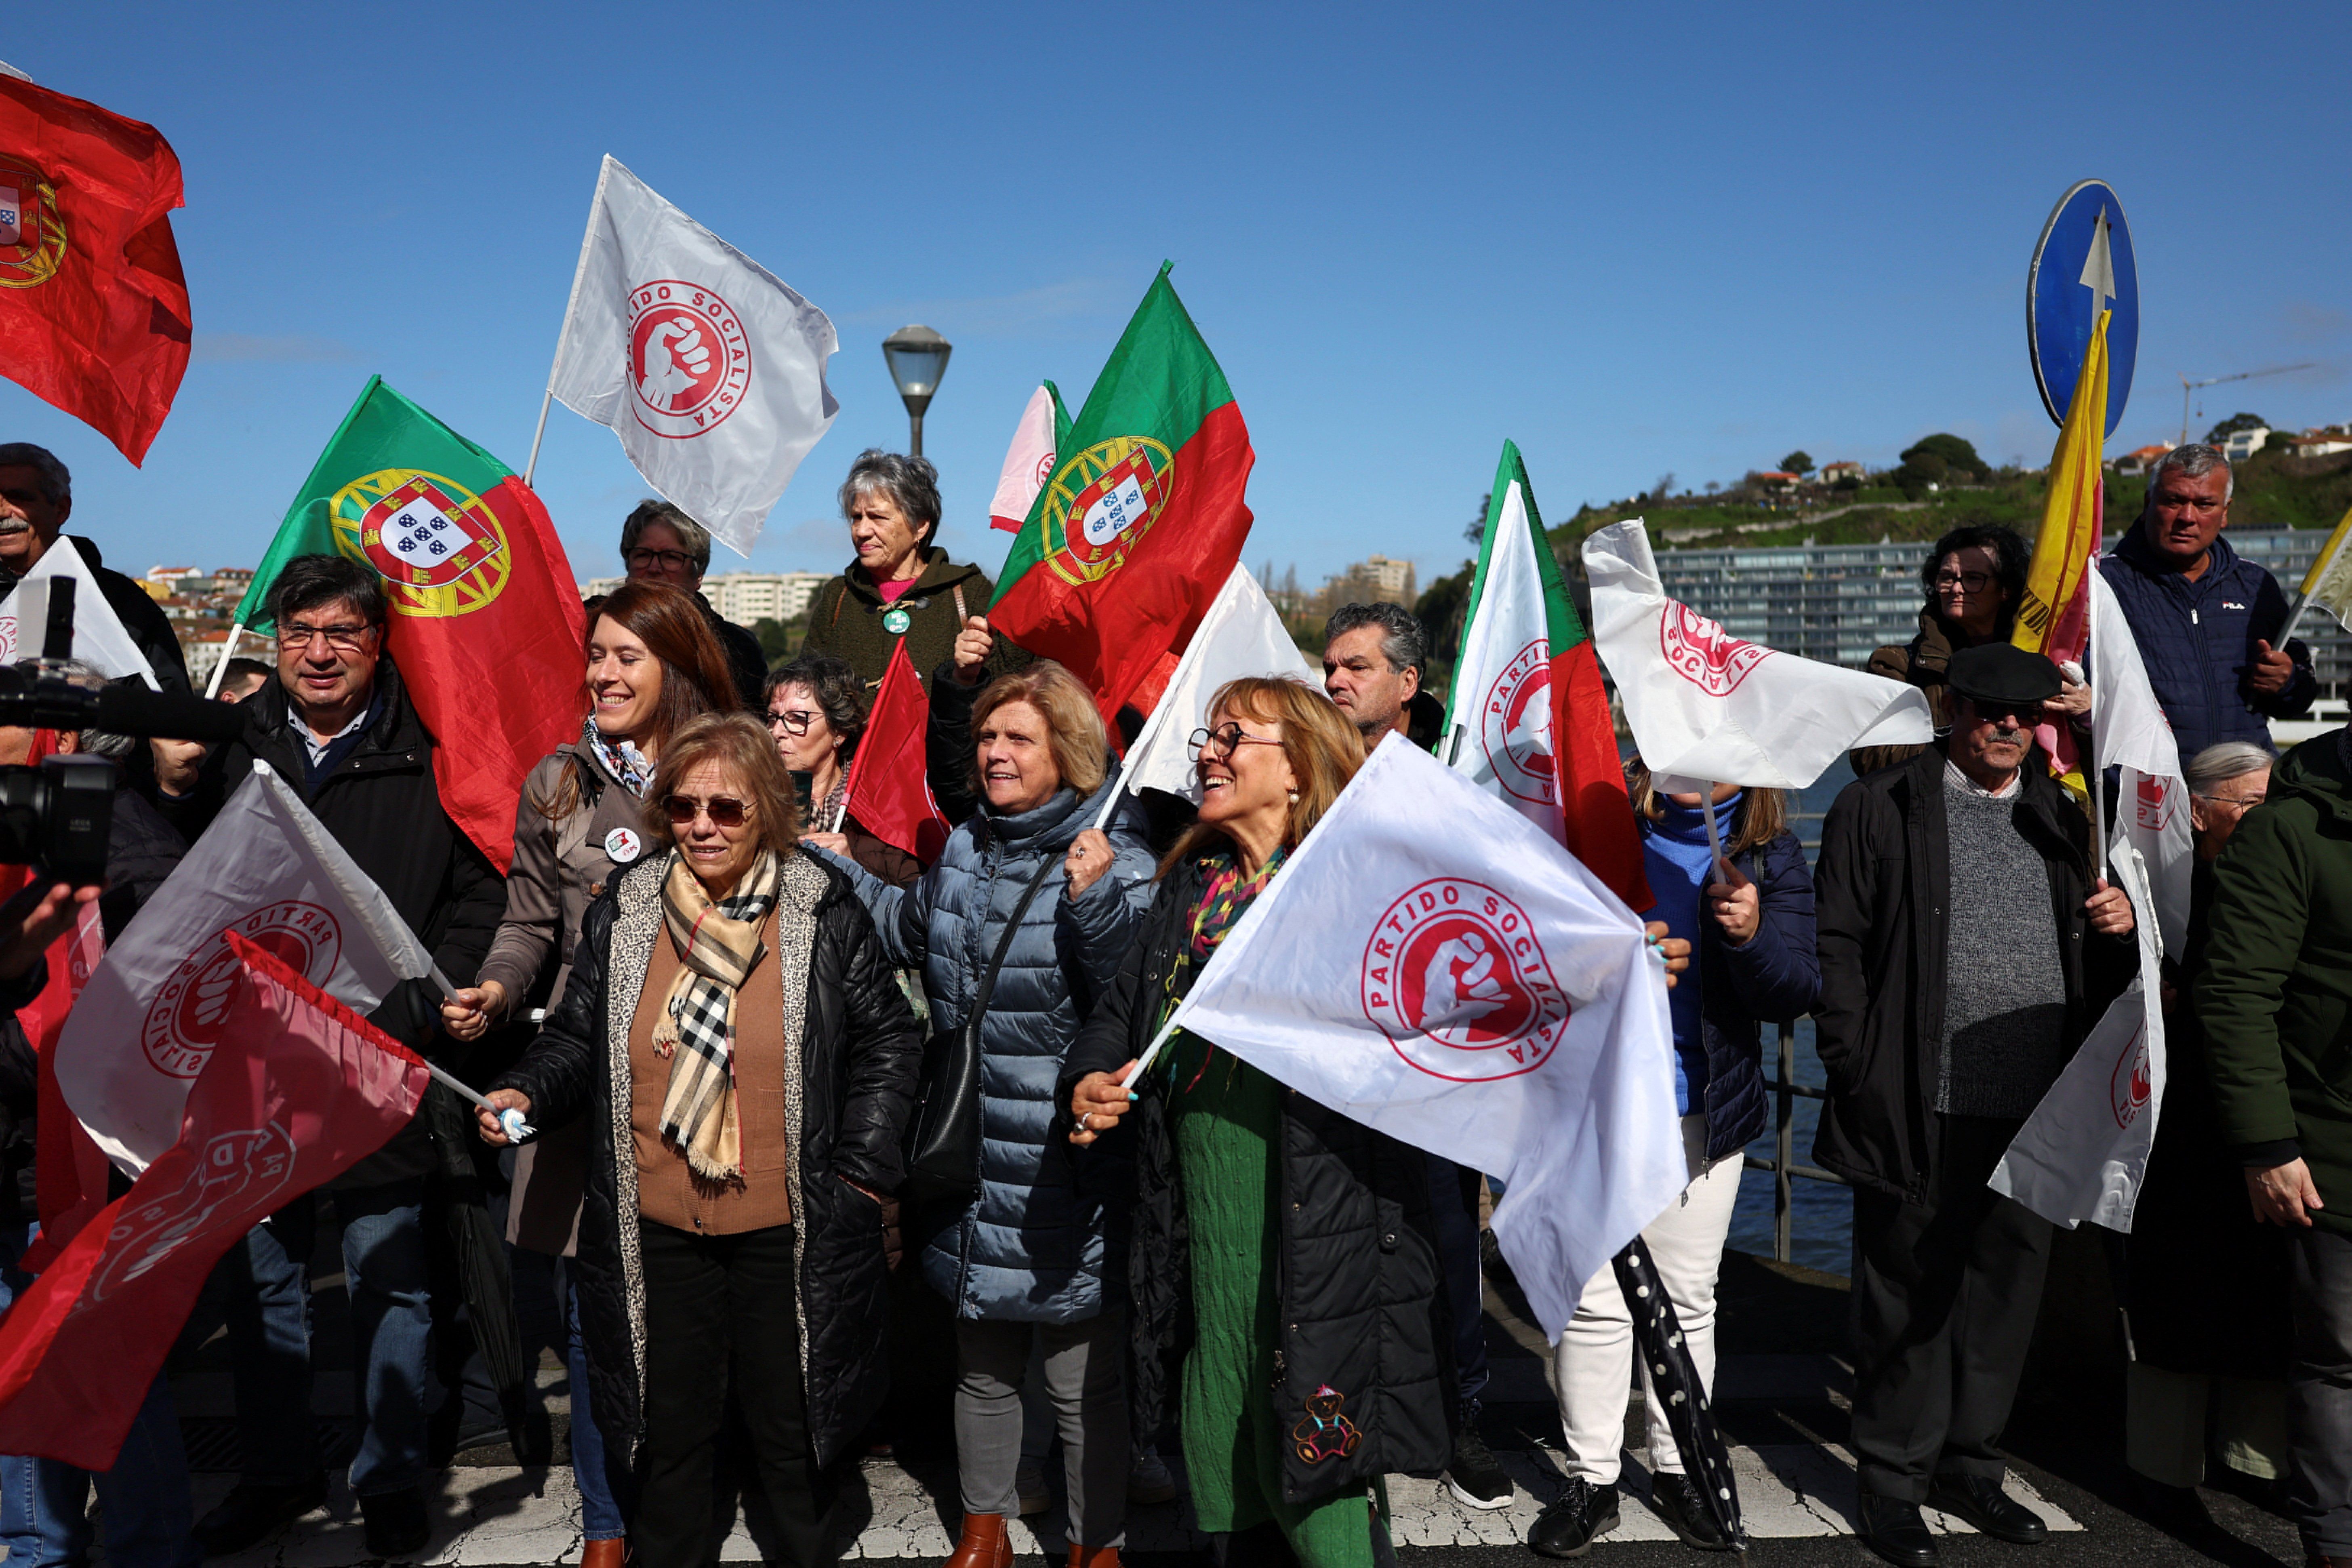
[901,850,1062,1204]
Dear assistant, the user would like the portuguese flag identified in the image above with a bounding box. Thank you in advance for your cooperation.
[237,377,587,871]
[989,264,1254,723]
[1442,441,1648,912]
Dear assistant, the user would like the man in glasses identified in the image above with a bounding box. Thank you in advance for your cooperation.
[619,499,767,710]
[0,442,192,693]
[2101,443,2313,761]
[1812,643,2137,1568]
[161,554,504,1560]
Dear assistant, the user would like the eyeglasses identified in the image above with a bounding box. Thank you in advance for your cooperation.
[766,709,816,736]
[1933,571,1994,593]
[2193,790,2267,812]
[1187,723,1285,762]
[626,547,697,572]
[276,622,377,653]
[663,794,751,828]
[1970,704,2046,727]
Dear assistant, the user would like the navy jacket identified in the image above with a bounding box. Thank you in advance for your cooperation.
[1687,829,1821,1162]
[2100,526,2315,762]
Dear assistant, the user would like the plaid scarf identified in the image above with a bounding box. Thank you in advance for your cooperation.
[585,718,655,797]
[650,848,779,1181]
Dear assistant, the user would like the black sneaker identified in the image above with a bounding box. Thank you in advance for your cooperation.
[1529,1478,1619,1558]
[193,1476,328,1557]
[1443,1417,1513,1509]
[1648,1471,1736,1551]
[360,1485,432,1561]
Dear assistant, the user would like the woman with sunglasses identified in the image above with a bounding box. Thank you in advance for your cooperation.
[1060,678,1447,1568]
[477,713,920,1568]
[806,659,1154,1568]
[767,651,920,887]
[438,579,736,1566]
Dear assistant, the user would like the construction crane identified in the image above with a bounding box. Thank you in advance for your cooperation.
[2179,363,2318,447]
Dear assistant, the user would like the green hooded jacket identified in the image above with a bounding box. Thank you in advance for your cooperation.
[799,546,1022,697]
[2195,728,2352,1233]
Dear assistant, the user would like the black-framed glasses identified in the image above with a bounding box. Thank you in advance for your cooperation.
[626,547,697,572]
[663,794,751,828]
[1933,570,1994,593]
[276,621,377,653]
[1971,703,2045,728]
[1187,723,1285,763]
[766,708,816,737]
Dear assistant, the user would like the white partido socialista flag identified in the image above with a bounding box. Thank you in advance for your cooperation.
[1990,568,2187,1231]
[1117,563,1320,805]
[988,383,1061,534]
[1582,519,1931,788]
[1166,737,1684,1337]
[56,762,433,1173]
[546,156,839,558]
[0,537,160,688]
[1445,466,1561,840]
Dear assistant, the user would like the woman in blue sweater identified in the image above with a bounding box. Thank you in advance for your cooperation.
[1532,761,1820,1559]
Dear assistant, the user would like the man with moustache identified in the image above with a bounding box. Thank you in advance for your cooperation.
[2100,442,2314,760]
[0,444,190,692]
[1321,601,1446,752]
[1810,643,2137,1568]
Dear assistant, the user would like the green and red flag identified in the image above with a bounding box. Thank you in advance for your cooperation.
[1442,441,1649,912]
[236,377,587,871]
[988,264,1254,724]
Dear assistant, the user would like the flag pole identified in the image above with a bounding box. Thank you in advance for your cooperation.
[1117,1012,1186,1091]
[204,624,242,699]
[522,389,555,490]
[423,961,535,1139]
[524,155,614,491]
[1089,632,1212,833]
[2278,502,2352,646]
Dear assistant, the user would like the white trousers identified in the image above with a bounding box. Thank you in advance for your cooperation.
[1553,1113,1744,1483]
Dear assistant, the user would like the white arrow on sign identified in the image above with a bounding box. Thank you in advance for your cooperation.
[2079,205,2117,318]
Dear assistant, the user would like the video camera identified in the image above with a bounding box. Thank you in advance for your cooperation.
[0,579,249,885]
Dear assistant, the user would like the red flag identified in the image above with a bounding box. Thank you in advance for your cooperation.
[383,477,591,871]
[0,74,191,465]
[843,640,949,864]
[0,933,427,1469]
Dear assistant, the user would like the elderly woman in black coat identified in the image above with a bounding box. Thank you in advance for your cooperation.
[479,713,920,1568]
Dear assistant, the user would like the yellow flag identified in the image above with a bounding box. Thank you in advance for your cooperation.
[2014,309,2110,661]
[2296,501,2352,631]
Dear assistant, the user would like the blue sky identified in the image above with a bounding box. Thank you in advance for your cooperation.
[5,2,2349,596]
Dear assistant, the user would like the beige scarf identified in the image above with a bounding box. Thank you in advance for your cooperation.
[649,848,778,1180]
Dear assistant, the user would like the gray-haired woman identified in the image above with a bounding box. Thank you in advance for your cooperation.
[768,652,921,888]
[801,450,1021,695]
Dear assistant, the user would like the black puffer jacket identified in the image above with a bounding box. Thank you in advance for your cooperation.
[1059,856,1453,1505]
[492,848,921,1469]
[1811,744,2133,1202]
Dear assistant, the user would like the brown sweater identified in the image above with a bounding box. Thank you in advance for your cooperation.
[629,906,794,1234]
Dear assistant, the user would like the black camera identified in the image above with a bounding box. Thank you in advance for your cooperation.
[0,755,115,886]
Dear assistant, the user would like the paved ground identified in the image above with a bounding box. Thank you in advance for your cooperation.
[130,1239,2309,1568]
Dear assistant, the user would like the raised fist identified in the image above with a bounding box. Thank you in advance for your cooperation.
[640,320,712,411]
[1421,932,1508,1031]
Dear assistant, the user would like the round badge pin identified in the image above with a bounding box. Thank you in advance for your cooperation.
[604,827,642,864]
[881,607,912,636]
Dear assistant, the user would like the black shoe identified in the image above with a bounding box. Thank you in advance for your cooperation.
[2130,1473,2214,1536]
[1648,1471,1735,1551]
[1927,1475,2047,1545]
[1529,1479,1619,1558]
[1444,1412,1513,1509]
[193,1476,328,1557]
[1857,1492,1939,1568]
[360,1486,432,1561]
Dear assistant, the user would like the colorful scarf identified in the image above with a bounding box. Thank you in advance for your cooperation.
[650,848,778,1180]
[585,717,655,798]
[1188,846,1286,960]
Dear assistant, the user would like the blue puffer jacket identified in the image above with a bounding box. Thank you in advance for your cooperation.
[1679,827,1821,1163]
[2100,525,2315,762]
[827,778,1155,1322]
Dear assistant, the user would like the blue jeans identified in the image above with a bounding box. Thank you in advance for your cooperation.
[561,1263,623,1540]
[208,1181,436,1497]
[0,1222,200,1568]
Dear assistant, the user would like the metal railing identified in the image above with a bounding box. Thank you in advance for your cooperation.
[1741,1020,1847,1263]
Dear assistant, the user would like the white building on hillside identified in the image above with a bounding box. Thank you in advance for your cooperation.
[576,571,827,628]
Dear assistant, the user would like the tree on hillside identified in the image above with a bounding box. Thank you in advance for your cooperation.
[1413,561,1476,674]
[1900,433,1990,482]
[1780,450,1815,476]
[1464,491,1492,546]
[2205,411,2272,444]
[1892,451,1950,500]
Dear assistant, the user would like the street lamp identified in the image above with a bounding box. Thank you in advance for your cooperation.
[881,324,952,457]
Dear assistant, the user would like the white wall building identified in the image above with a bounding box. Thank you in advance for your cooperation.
[576,570,827,628]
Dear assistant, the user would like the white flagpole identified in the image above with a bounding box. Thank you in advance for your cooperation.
[1089,627,1216,833]
[204,623,242,699]
[525,156,614,489]
[422,960,534,1139]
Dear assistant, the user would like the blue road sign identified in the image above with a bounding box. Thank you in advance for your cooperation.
[2029,179,2137,438]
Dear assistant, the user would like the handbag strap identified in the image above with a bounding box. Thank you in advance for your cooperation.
[964,846,1062,1040]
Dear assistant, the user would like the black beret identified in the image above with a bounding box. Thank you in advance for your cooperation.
[1946,642,2063,709]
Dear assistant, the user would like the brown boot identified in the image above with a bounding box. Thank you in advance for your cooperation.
[945,1513,1013,1568]
[1067,1546,1122,1568]
[581,1541,626,1568]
